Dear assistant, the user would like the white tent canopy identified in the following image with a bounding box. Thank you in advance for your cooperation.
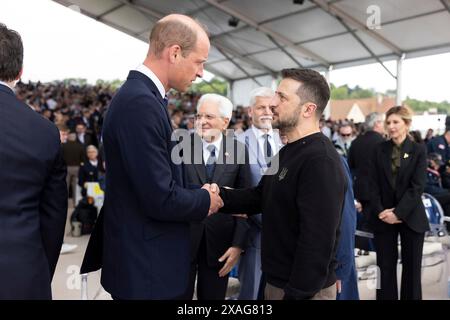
[53,0,450,105]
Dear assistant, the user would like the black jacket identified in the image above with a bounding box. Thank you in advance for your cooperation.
[0,84,67,299]
[348,130,384,201]
[62,140,85,166]
[184,133,250,267]
[220,133,346,299]
[369,138,429,233]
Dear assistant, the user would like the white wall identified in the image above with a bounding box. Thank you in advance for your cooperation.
[411,114,447,137]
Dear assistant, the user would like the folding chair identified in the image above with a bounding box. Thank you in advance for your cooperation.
[421,193,450,285]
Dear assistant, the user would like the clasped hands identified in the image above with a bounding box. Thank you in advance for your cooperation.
[378,208,402,224]
[202,183,223,215]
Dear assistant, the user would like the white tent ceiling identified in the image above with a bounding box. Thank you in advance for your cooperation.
[52,0,450,85]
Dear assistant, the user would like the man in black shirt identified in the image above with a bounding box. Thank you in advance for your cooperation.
[219,68,346,300]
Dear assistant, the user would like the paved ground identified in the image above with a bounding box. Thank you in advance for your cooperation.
[52,205,450,300]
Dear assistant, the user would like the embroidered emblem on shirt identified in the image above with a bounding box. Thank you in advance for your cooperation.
[278,167,288,181]
[403,153,409,159]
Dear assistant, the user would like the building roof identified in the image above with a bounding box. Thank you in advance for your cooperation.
[329,96,411,121]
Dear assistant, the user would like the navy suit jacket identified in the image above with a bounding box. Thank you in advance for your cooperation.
[0,84,67,299]
[99,71,210,299]
[336,157,359,300]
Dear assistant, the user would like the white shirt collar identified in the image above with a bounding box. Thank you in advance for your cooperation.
[251,125,273,140]
[0,81,14,93]
[202,134,223,163]
[135,64,166,99]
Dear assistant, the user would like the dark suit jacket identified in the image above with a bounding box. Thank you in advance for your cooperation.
[369,138,429,233]
[184,133,250,267]
[0,84,67,299]
[62,140,85,166]
[78,161,99,186]
[77,132,96,148]
[95,71,210,300]
[348,130,384,202]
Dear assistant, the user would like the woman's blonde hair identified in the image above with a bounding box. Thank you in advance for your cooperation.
[385,106,412,127]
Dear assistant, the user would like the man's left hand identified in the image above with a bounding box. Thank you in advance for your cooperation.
[218,247,242,277]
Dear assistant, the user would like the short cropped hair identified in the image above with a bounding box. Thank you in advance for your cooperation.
[0,23,23,82]
[248,87,274,107]
[365,112,384,130]
[149,19,208,58]
[197,93,233,119]
[281,68,330,117]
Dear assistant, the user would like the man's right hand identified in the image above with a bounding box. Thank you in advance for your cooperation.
[202,183,223,215]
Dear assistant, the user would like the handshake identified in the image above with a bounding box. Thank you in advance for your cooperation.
[202,183,223,215]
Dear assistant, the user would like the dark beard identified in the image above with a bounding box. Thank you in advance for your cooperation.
[273,107,301,132]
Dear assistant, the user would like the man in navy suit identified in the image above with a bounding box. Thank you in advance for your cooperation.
[98,14,223,299]
[236,87,283,300]
[0,24,68,299]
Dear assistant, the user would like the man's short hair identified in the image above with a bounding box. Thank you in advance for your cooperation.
[149,19,208,58]
[57,124,69,132]
[248,87,274,107]
[280,68,330,117]
[365,112,384,130]
[0,23,23,82]
[86,145,98,153]
[197,93,233,119]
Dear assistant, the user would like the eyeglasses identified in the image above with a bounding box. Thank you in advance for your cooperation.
[195,113,221,121]
[340,133,352,137]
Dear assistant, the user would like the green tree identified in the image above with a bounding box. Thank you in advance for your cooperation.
[331,84,349,100]
[190,77,228,95]
[62,78,87,86]
[405,97,450,114]
[96,79,124,90]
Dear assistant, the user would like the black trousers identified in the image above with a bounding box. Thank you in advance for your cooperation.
[374,223,424,300]
[355,200,374,251]
[184,233,229,300]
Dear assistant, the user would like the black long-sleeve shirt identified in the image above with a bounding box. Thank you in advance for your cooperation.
[220,132,346,299]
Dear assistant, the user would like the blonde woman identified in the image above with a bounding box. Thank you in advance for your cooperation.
[369,106,429,300]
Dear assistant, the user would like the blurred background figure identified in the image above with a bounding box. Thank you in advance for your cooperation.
[333,122,355,157]
[348,112,385,255]
[78,145,100,198]
[62,131,85,206]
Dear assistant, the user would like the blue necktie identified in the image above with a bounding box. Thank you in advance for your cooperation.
[162,96,168,107]
[263,134,273,166]
[205,145,217,182]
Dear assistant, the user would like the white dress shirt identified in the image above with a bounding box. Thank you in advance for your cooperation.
[202,135,223,165]
[251,125,276,158]
[135,64,166,99]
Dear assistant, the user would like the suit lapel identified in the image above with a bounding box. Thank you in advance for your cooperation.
[245,130,265,169]
[127,71,172,130]
[212,135,227,183]
[191,134,207,184]
[396,138,414,186]
[382,141,395,189]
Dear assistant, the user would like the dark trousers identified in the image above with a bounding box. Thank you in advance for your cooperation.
[185,234,229,300]
[374,223,424,300]
[355,200,375,251]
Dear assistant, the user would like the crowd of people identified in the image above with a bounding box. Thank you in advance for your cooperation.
[1,15,450,302]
